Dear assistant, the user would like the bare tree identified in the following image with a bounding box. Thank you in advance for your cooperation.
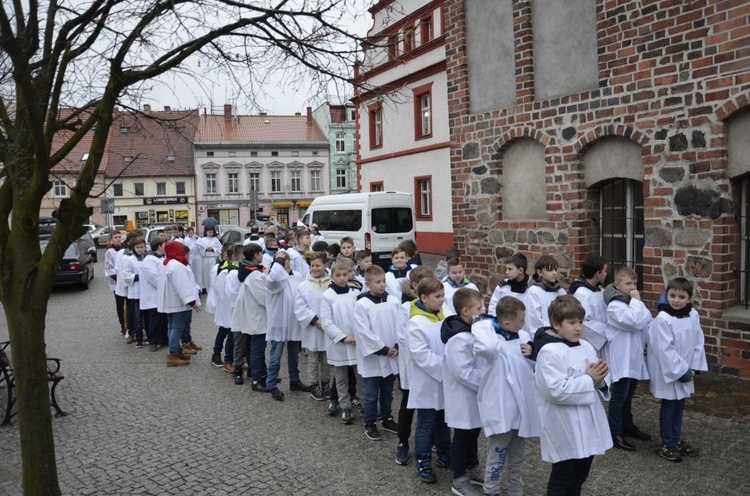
[0,1,370,493]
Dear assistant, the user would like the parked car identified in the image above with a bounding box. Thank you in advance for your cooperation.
[40,238,95,290]
[38,216,98,262]
[78,231,97,262]
[218,226,251,245]
[140,227,166,245]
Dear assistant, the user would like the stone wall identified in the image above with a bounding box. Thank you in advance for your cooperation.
[444,0,750,376]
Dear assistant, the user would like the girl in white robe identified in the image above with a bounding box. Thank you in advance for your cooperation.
[196,227,221,291]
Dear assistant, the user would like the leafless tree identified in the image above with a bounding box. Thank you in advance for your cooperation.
[0,1,372,493]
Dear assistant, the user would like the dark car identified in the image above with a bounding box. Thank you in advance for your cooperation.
[218,226,250,245]
[40,238,95,290]
[38,216,98,262]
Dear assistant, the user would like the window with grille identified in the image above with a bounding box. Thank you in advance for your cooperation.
[599,178,644,288]
[290,170,302,192]
[739,176,750,307]
[227,172,239,193]
[310,170,321,192]
[113,183,123,197]
[271,170,282,192]
[205,173,217,194]
[335,132,346,153]
[336,169,347,189]
[52,180,68,197]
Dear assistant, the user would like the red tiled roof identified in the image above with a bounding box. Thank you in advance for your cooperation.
[195,114,328,143]
[50,108,110,175]
[106,109,198,178]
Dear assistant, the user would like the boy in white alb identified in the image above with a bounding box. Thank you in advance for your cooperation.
[385,246,412,302]
[570,252,608,352]
[354,250,372,287]
[122,236,147,348]
[647,277,707,462]
[533,295,612,496]
[320,258,362,423]
[289,229,311,277]
[295,252,332,400]
[212,244,242,373]
[473,296,540,496]
[265,249,310,400]
[525,255,567,333]
[441,258,480,316]
[441,288,486,494]
[603,266,653,451]
[488,254,529,317]
[141,239,167,352]
[406,277,448,484]
[354,265,402,441]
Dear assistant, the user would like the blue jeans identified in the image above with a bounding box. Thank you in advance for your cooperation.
[363,374,396,424]
[414,408,451,457]
[249,334,268,382]
[659,398,686,446]
[608,378,638,435]
[213,326,234,363]
[180,310,193,345]
[144,308,167,346]
[167,310,192,355]
[126,298,143,340]
[266,340,301,389]
[451,427,481,479]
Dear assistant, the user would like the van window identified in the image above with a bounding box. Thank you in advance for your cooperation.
[372,208,413,233]
[313,210,362,231]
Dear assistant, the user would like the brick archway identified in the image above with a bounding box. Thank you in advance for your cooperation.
[492,126,553,154]
[717,92,750,121]
[573,123,649,155]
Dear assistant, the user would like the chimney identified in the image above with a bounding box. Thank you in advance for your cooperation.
[295,112,301,117]
[306,106,312,124]
[259,112,267,116]
[224,104,232,122]
[164,105,171,111]
[143,104,151,113]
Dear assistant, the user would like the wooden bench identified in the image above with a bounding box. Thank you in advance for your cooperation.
[0,341,67,426]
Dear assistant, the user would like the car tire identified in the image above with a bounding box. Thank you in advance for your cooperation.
[81,269,90,290]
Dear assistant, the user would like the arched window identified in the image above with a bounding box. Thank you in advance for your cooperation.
[599,179,644,286]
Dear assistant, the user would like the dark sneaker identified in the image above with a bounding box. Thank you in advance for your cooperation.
[659,444,683,462]
[435,450,450,468]
[676,441,700,457]
[322,382,332,399]
[351,395,363,411]
[310,384,326,401]
[233,368,244,385]
[135,340,143,349]
[365,423,382,441]
[211,353,223,367]
[415,454,436,484]
[623,425,652,441]
[327,400,341,416]
[149,344,159,352]
[269,387,285,401]
[395,442,410,465]
[612,434,636,451]
[251,381,269,393]
[341,408,354,425]
[380,417,398,434]
[289,380,312,392]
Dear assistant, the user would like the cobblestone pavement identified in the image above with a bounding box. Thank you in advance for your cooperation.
[1,257,750,495]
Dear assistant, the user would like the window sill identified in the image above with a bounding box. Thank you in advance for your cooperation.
[416,215,432,222]
[415,134,433,141]
[722,305,750,325]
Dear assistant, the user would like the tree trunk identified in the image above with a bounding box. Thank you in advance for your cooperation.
[6,301,60,495]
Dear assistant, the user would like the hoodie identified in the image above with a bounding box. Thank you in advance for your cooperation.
[400,279,417,304]
[305,270,331,290]
[238,260,265,283]
[530,274,564,293]
[568,276,601,296]
[410,299,444,323]
[440,314,472,344]
[502,274,530,294]
[530,326,580,361]
[603,283,630,306]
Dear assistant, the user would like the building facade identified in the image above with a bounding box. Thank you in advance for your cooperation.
[445,0,750,376]
[106,107,198,229]
[313,102,358,195]
[354,0,454,255]
[194,105,329,227]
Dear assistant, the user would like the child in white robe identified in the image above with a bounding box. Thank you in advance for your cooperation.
[647,277,707,462]
[525,255,567,333]
[533,295,612,496]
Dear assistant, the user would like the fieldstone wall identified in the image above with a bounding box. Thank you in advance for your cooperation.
[444,0,750,376]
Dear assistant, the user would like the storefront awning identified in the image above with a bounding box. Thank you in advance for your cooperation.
[296,200,312,208]
[273,201,293,208]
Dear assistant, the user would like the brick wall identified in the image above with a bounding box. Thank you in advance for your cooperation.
[445,0,750,376]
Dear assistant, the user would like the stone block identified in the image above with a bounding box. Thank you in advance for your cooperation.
[674,184,733,219]
[472,164,488,175]
[463,142,480,160]
[669,133,688,151]
[480,177,501,194]
[675,228,710,247]
[664,263,677,276]
[685,255,712,278]
[659,166,685,183]
[489,230,504,245]
[692,130,706,148]
[495,246,514,260]
[504,230,517,243]
[645,226,672,247]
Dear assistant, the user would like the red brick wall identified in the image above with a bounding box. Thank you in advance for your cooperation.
[445,0,750,376]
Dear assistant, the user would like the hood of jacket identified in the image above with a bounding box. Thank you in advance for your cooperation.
[569,276,601,295]
[409,300,444,323]
[163,241,187,266]
[530,274,563,293]
[501,274,530,294]
[603,283,630,305]
[440,314,472,344]
[530,326,580,360]
[238,260,265,282]
[306,270,331,289]
[357,291,390,304]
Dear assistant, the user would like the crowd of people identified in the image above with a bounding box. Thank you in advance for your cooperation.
[104,225,708,496]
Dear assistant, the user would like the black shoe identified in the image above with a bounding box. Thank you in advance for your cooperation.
[211,353,223,367]
[659,444,683,462]
[251,381,269,393]
[327,400,341,416]
[233,367,244,385]
[364,422,382,441]
[676,441,700,457]
[149,344,159,352]
[289,380,312,392]
[380,417,398,434]
[623,425,652,441]
[612,434,636,451]
[269,387,285,401]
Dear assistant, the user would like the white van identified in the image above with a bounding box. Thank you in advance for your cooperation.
[301,192,416,266]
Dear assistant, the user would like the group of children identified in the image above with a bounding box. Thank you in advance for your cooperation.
[106,228,708,496]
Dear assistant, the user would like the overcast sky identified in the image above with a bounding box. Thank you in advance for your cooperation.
[140,1,374,116]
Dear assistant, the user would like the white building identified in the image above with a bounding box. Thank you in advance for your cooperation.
[354,0,453,254]
[194,105,330,227]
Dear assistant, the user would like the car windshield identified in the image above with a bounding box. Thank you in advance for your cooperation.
[40,241,78,258]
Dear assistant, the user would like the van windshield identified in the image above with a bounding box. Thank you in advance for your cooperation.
[371,208,413,233]
[313,210,362,231]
